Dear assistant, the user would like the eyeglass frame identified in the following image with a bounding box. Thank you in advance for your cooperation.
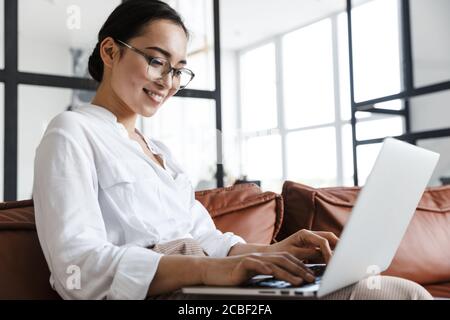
[114,39,195,90]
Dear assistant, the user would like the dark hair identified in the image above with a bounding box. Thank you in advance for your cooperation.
[88,0,189,83]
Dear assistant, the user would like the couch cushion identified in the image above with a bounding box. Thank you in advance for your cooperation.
[0,200,61,299]
[278,181,450,288]
[196,183,283,244]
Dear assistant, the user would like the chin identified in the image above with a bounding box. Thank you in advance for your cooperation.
[141,104,160,118]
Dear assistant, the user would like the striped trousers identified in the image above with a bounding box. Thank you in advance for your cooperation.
[147,238,433,300]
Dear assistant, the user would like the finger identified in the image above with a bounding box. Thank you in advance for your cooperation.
[313,231,340,248]
[276,251,316,276]
[241,257,273,276]
[261,255,315,283]
[291,247,323,261]
[298,230,333,263]
[265,264,306,286]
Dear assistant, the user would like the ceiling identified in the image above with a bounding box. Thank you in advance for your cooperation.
[220,0,349,50]
[18,0,372,52]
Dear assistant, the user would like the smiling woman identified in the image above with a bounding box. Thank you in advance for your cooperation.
[31,0,433,301]
[33,0,251,300]
[87,1,192,120]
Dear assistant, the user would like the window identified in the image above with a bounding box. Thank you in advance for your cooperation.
[17,85,90,200]
[142,97,217,191]
[237,0,416,190]
[355,115,404,141]
[283,19,335,129]
[242,134,283,192]
[240,43,278,133]
[19,0,121,78]
[3,1,222,201]
[410,0,450,87]
[339,2,408,186]
[410,90,450,132]
[351,0,402,102]
[341,124,355,186]
[0,83,4,201]
[356,143,383,185]
[0,0,4,69]
[165,0,215,91]
[239,17,346,191]
[286,128,337,187]
[417,137,450,186]
[337,12,352,122]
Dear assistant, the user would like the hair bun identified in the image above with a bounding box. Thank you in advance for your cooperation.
[88,42,103,83]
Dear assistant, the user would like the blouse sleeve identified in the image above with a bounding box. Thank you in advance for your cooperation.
[33,128,162,300]
[189,200,246,257]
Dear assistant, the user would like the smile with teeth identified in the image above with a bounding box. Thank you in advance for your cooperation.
[143,88,165,103]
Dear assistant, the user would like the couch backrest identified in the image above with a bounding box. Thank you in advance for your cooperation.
[195,183,283,244]
[279,181,450,286]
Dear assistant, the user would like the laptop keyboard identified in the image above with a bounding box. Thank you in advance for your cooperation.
[243,264,326,289]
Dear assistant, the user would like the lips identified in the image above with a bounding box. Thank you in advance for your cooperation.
[143,88,166,103]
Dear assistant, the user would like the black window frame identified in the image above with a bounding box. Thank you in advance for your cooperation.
[2,0,224,201]
[347,0,450,186]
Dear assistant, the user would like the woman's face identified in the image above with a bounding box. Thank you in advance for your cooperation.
[110,19,188,118]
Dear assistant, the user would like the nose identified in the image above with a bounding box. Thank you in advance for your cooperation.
[156,72,174,89]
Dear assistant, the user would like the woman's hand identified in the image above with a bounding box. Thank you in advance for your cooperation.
[200,252,316,287]
[267,229,339,264]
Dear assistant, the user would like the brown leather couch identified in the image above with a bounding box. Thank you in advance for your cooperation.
[0,183,282,299]
[1,182,448,299]
[277,181,450,299]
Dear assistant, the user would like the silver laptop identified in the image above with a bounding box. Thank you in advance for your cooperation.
[182,138,440,298]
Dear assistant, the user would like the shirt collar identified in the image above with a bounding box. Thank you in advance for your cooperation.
[74,103,119,124]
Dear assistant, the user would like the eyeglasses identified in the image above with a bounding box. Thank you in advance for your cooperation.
[115,39,195,91]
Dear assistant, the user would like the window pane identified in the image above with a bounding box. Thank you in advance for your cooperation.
[410,90,450,132]
[240,43,278,132]
[342,124,355,186]
[165,0,215,91]
[352,0,402,102]
[142,97,216,191]
[283,19,335,128]
[241,134,282,191]
[221,50,240,187]
[356,116,404,141]
[338,12,351,121]
[411,0,450,87]
[357,143,383,186]
[354,101,403,123]
[417,137,450,187]
[286,127,337,187]
[18,85,91,200]
[0,83,4,201]
[19,0,121,78]
[0,0,4,69]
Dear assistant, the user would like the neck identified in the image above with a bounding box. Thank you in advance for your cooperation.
[91,81,137,135]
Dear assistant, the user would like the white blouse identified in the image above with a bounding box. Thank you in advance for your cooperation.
[32,104,245,300]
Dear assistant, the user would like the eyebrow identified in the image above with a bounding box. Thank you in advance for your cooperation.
[145,46,187,65]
